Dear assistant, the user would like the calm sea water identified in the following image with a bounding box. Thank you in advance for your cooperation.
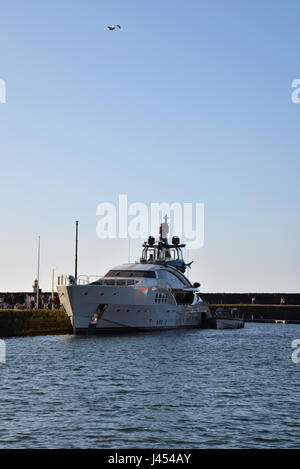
[0,323,299,448]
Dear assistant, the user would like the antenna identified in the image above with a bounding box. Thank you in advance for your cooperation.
[186,248,189,280]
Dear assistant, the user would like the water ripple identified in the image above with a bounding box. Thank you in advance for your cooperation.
[0,324,300,448]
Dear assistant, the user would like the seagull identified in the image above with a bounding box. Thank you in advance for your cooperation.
[105,25,121,31]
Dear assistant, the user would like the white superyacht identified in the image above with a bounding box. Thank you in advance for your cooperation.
[57,219,211,334]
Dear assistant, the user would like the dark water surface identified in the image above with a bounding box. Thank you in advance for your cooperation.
[0,323,299,448]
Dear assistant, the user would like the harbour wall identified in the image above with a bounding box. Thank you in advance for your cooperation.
[1,304,300,338]
[0,309,72,338]
[201,292,300,305]
[209,304,300,322]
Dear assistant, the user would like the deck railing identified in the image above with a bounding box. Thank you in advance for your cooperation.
[57,275,102,286]
[57,275,172,290]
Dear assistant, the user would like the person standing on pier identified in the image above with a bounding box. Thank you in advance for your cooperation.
[25,294,31,309]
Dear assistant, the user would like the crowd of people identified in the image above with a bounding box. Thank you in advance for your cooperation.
[0,293,61,310]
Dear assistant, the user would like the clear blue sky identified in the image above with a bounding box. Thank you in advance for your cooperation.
[0,0,299,292]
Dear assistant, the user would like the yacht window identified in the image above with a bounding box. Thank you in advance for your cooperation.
[156,270,187,288]
[105,270,156,278]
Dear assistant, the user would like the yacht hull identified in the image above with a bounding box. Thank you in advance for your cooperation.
[57,284,210,335]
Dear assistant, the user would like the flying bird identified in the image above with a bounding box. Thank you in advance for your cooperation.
[105,25,121,31]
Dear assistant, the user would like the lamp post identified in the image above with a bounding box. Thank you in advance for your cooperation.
[36,235,40,309]
[51,268,55,310]
[75,221,79,284]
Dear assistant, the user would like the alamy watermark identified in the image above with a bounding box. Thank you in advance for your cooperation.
[291,79,300,103]
[96,195,204,249]
[0,339,6,364]
[291,339,300,364]
[0,79,6,103]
